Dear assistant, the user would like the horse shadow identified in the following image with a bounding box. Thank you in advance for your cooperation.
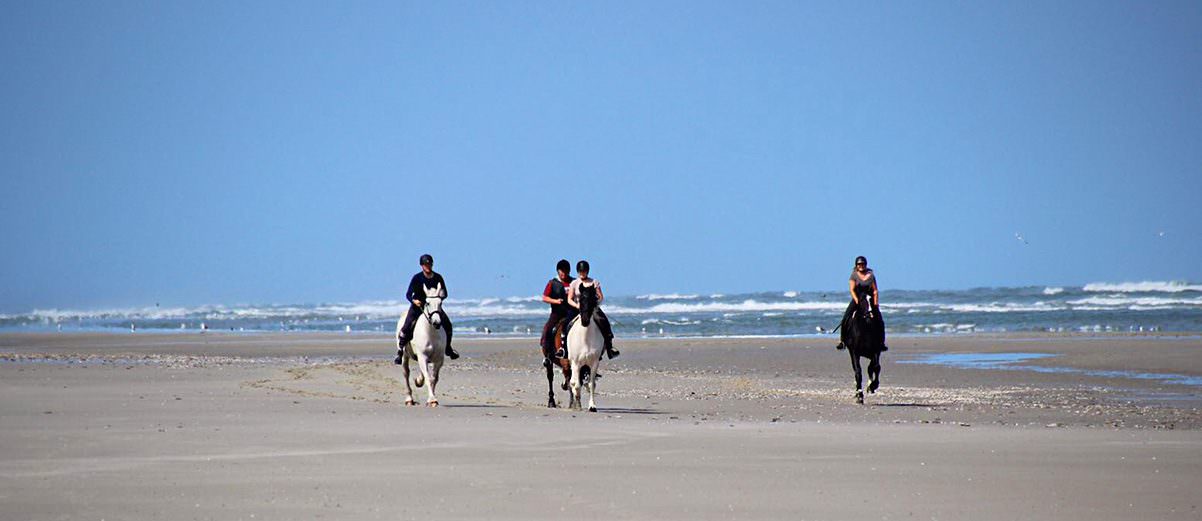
[593,407,662,415]
[871,402,936,408]
[440,403,511,409]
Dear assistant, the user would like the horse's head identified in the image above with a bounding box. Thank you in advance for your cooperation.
[423,284,444,329]
[577,284,598,327]
[856,295,874,320]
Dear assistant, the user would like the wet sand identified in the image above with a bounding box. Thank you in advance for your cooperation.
[2,333,1200,520]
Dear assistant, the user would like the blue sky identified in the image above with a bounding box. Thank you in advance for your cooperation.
[2,1,1200,312]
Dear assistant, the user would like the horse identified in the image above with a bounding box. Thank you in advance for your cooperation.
[842,294,884,404]
[565,284,606,412]
[394,283,447,407]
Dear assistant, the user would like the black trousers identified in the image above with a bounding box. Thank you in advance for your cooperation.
[540,311,569,351]
[399,305,453,346]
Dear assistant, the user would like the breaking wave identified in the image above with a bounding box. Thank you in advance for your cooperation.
[1083,281,1202,293]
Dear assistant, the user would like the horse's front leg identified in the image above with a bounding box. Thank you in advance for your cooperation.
[545,359,558,408]
[426,358,440,407]
[867,353,881,394]
[568,362,582,411]
[849,351,864,404]
[586,364,598,413]
[401,345,415,406]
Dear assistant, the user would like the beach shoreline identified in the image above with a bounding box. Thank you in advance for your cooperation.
[2,332,1201,519]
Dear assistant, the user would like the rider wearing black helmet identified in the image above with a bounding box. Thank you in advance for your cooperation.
[397,254,459,360]
[559,260,620,360]
[540,259,574,365]
[836,255,887,352]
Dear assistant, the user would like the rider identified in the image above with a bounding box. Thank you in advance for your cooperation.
[540,259,574,365]
[397,254,459,360]
[558,260,620,360]
[836,255,887,352]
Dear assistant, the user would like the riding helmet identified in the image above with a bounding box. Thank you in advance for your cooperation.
[419,254,434,266]
[576,260,590,273]
[556,259,571,273]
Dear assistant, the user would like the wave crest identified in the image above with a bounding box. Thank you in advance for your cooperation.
[1083,281,1202,293]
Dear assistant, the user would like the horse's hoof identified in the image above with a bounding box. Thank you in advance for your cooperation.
[867,381,879,393]
[588,406,597,413]
[404,399,415,406]
[855,391,865,405]
[548,400,557,408]
[427,400,439,407]
[394,355,403,365]
[561,382,569,391]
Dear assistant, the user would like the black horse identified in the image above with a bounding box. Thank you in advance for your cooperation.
[841,295,885,404]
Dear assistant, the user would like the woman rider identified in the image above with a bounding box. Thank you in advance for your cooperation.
[837,256,887,352]
[559,260,620,360]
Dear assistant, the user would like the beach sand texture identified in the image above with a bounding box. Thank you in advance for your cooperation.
[2,333,1200,520]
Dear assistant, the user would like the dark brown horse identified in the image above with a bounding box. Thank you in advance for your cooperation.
[842,295,884,404]
[541,322,573,408]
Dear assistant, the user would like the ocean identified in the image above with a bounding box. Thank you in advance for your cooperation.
[3,281,1201,337]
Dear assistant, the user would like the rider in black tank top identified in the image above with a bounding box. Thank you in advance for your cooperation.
[540,260,574,362]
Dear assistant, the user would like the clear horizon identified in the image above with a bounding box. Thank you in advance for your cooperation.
[3,2,1200,313]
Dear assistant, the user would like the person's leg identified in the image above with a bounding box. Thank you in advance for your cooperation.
[395,305,422,364]
[438,310,459,359]
[556,310,577,358]
[837,300,855,350]
[540,314,558,353]
[873,306,888,352]
[594,308,620,359]
[399,305,421,343]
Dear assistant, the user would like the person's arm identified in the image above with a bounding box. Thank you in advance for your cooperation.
[848,279,858,305]
[871,278,879,307]
[406,275,423,307]
[541,281,561,305]
[596,282,605,305]
[567,284,580,309]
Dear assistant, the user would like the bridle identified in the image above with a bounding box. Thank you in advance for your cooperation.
[421,297,443,329]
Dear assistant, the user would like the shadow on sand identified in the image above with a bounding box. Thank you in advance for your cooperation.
[872,402,936,408]
[440,403,511,409]
[594,407,662,415]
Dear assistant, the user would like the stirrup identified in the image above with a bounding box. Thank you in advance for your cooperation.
[555,348,566,359]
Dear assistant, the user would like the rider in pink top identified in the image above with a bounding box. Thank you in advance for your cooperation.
[559,260,620,360]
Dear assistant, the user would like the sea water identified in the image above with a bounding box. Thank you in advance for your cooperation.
[3,281,1201,337]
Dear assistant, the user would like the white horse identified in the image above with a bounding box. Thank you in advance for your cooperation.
[566,284,605,412]
[394,283,447,407]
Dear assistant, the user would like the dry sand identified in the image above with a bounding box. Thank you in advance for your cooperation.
[1,332,1200,520]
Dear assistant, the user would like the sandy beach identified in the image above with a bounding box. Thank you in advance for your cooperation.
[2,332,1200,520]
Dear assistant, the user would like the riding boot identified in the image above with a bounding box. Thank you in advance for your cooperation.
[835,342,846,351]
[604,337,620,359]
[445,345,460,359]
